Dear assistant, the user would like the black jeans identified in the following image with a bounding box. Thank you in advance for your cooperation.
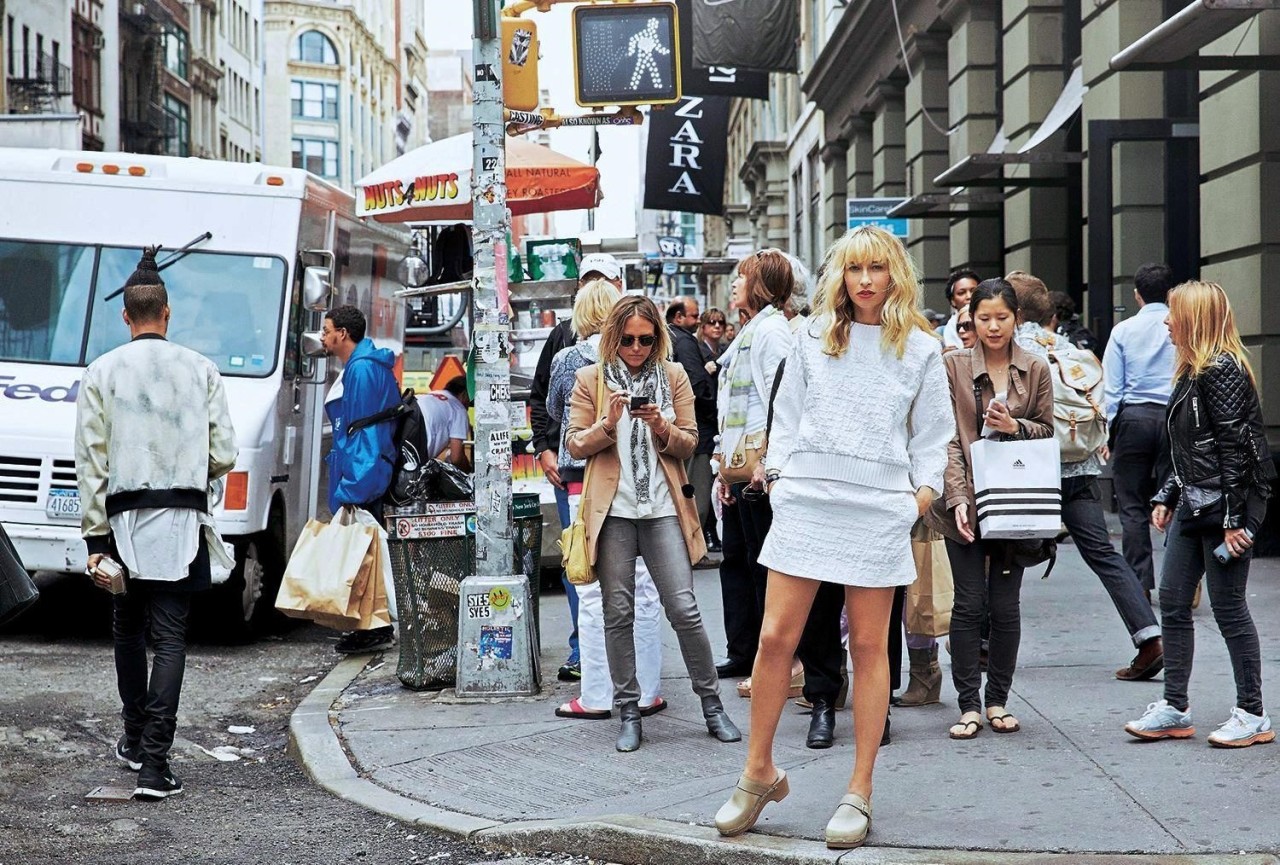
[1111,404,1172,592]
[1160,507,1266,716]
[718,494,766,667]
[113,581,192,772]
[946,537,1024,714]
[1061,475,1161,647]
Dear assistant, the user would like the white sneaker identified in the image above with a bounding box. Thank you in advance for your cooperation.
[1124,699,1195,740]
[1207,707,1276,748]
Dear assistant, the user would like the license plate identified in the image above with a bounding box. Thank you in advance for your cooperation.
[46,488,82,519]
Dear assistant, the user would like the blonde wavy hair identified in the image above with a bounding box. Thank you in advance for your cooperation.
[812,225,933,358]
[1168,280,1255,384]
[570,278,620,339]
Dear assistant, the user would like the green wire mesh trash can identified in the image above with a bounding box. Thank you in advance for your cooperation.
[386,493,543,690]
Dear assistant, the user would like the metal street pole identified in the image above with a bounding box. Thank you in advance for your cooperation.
[471,0,513,577]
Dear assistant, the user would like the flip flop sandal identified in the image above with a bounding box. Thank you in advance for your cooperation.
[554,697,611,720]
[987,712,1021,733]
[949,719,982,740]
[640,697,668,717]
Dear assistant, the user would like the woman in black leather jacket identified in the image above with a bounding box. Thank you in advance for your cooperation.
[1124,281,1276,748]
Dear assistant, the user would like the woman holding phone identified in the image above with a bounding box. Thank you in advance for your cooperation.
[566,295,740,753]
[930,278,1053,741]
[1124,281,1275,748]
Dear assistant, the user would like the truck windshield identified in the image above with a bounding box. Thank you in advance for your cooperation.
[0,239,288,377]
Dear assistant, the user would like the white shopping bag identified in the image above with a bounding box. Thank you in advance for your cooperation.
[970,437,1061,539]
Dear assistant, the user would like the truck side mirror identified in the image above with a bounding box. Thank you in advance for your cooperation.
[301,331,326,358]
[302,266,332,311]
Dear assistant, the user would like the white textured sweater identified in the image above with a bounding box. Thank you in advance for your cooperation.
[765,320,954,494]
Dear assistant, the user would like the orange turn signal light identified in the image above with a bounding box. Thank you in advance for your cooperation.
[102,164,120,175]
[265,175,285,186]
[224,471,249,511]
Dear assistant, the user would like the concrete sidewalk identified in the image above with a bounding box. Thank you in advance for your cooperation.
[290,533,1280,865]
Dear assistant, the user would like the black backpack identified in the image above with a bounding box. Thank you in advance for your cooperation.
[348,388,431,507]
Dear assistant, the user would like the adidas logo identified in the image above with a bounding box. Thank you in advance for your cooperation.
[1012,459,1026,469]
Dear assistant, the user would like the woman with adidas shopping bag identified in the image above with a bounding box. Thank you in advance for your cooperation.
[1124,281,1275,748]
[928,278,1054,740]
[566,295,740,753]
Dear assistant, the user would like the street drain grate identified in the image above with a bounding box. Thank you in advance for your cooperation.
[376,721,739,819]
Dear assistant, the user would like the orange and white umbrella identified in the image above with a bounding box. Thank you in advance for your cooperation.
[356,132,601,223]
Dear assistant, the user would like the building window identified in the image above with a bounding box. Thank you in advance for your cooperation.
[164,94,190,157]
[292,137,339,178]
[290,80,338,120]
[292,30,338,65]
[164,24,189,80]
[72,19,101,115]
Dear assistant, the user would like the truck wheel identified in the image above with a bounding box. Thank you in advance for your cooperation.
[217,518,285,642]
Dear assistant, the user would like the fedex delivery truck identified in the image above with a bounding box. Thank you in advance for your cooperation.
[0,149,407,634]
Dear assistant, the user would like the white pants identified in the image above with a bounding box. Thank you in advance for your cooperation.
[570,495,664,709]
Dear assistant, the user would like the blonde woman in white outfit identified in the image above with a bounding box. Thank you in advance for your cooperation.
[547,280,666,720]
[714,226,954,848]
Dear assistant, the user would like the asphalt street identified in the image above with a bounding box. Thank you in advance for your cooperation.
[0,572,597,865]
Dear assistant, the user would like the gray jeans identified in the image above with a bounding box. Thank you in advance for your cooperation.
[596,515,720,707]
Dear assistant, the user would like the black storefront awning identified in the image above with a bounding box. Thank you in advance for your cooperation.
[1111,0,1280,72]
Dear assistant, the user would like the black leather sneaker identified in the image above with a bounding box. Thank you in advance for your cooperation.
[335,626,394,654]
[134,768,183,800]
[115,736,142,772]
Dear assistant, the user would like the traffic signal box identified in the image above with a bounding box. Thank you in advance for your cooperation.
[572,1,681,108]
[502,17,540,111]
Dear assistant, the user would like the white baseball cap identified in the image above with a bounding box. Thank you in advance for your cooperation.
[579,253,622,281]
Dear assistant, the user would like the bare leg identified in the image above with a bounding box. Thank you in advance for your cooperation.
[742,570,820,785]
[843,585,897,800]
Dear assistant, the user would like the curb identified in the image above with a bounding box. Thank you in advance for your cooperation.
[288,659,1279,865]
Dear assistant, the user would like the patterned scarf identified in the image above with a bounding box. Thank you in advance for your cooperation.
[603,356,674,516]
[717,305,781,461]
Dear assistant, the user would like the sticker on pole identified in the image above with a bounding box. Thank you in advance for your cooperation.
[467,593,492,620]
[480,625,514,660]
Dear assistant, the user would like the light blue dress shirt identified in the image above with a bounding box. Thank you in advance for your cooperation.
[1102,302,1176,423]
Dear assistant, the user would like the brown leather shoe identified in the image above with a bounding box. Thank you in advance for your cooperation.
[1116,637,1164,681]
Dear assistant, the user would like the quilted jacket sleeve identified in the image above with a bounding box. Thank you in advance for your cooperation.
[1201,358,1254,529]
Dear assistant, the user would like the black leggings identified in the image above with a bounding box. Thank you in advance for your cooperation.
[946,537,1025,714]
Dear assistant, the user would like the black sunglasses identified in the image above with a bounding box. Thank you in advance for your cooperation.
[705,317,725,326]
[957,321,974,333]
[620,334,657,348]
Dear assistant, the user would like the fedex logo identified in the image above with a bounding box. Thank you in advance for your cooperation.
[0,375,80,403]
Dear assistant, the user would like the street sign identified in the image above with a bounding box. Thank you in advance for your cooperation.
[573,2,680,108]
[846,198,910,238]
[658,235,685,257]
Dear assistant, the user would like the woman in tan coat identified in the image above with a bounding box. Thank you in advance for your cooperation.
[567,295,741,753]
[931,278,1054,740]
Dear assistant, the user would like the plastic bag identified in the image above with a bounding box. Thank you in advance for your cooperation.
[421,459,473,501]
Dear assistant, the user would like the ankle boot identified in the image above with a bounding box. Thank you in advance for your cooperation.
[702,694,742,742]
[898,646,942,707]
[616,702,642,752]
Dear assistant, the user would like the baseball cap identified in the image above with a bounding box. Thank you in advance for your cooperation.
[579,253,622,281]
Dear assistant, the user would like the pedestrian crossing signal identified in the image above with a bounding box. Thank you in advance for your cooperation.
[502,17,540,111]
[572,2,681,108]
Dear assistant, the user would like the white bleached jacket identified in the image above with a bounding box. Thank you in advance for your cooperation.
[74,334,238,556]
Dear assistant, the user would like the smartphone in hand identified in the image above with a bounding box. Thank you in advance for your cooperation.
[630,395,652,411]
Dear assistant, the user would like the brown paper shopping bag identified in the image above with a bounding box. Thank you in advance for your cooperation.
[907,520,954,638]
[275,507,377,630]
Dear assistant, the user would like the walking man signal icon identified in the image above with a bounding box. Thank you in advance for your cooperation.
[627,18,671,91]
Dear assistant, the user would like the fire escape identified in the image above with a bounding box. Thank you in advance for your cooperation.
[120,0,171,154]
[7,53,73,115]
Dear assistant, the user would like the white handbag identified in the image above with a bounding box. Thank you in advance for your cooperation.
[970,437,1061,540]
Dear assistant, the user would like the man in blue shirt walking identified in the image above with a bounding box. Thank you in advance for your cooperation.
[1103,263,1177,595]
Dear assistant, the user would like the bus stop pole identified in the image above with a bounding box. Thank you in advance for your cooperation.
[470,0,514,577]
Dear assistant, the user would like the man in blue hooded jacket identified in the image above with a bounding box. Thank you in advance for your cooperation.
[321,305,400,653]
